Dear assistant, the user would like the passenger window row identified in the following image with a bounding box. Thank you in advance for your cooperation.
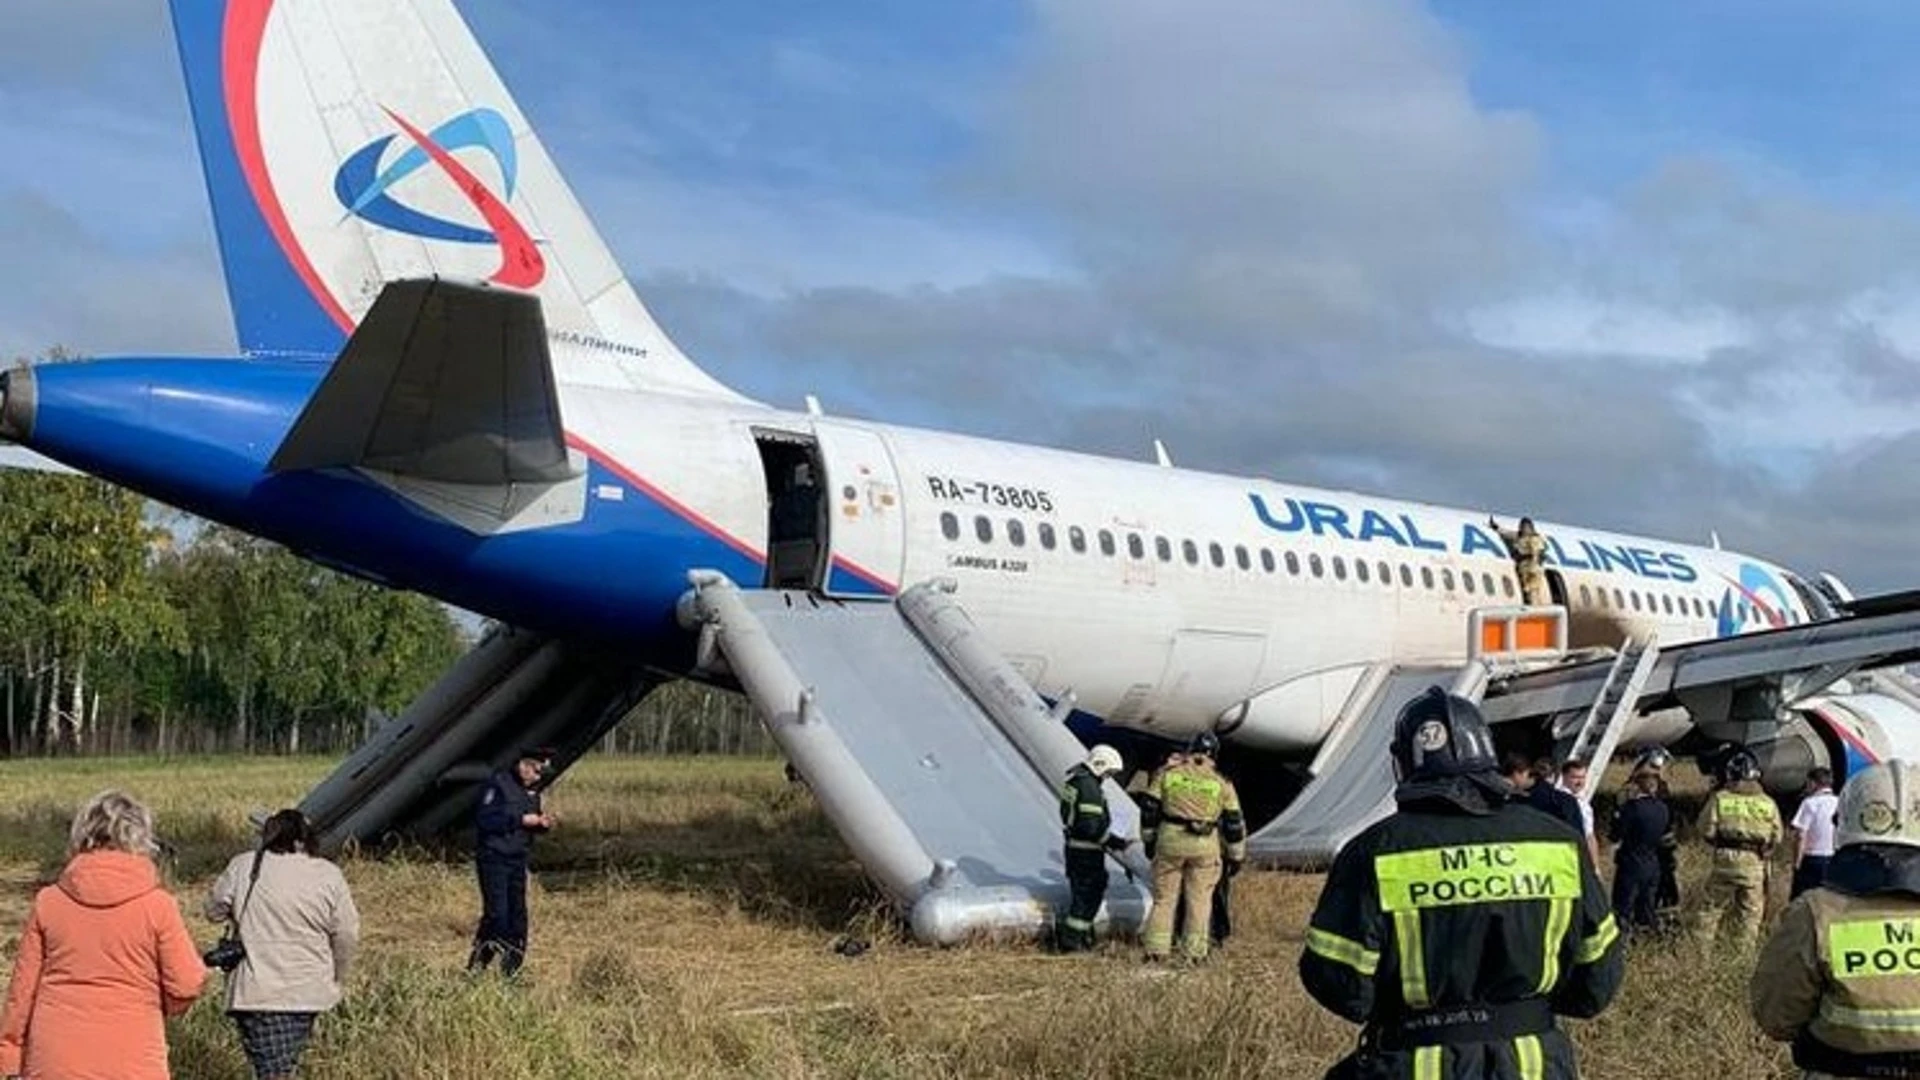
[937,511,1519,597]
[937,510,1770,622]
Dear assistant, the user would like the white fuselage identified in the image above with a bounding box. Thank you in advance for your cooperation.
[568,382,1813,753]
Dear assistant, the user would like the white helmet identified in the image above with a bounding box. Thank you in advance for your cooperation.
[1837,760,1920,850]
[1086,745,1123,778]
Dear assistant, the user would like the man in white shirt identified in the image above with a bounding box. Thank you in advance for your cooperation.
[1556,759,1604,871]
[1789,767,1839,899]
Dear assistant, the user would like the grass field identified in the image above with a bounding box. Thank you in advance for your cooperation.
[0,756,1798,1078]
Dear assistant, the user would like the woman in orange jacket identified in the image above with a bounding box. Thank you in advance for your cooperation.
[0,790,208,1080]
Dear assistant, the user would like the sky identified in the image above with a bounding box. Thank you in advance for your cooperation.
[3,1,1920,590]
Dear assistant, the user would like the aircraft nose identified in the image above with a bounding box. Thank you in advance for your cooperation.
[0,365,36,442]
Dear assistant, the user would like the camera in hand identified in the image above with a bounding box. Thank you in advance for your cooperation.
[202,936,246,972]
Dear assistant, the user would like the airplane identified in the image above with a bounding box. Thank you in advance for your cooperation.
[9,0,1920,942]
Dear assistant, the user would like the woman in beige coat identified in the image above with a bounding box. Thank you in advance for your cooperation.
[206,809,359,1080]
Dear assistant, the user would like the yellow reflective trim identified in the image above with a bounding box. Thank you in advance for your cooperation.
[1395,909,1429,1009]
[1538,898,1573,993]
[1515,1034,1544,1080]
[1829,917,1920,978]
[1305,927,1380,977]
[1374,842,1581,913]
[1063,916,1093,931]
[1719,793,1778,821]
[1076,803,1107,814]
[1576,913,1620,965]
[1820,1000,1920,1033]
[1413,1045,1443,1080]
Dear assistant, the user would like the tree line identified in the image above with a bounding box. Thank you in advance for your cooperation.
[0,471,770,759]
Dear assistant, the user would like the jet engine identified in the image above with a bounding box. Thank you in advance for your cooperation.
[1733,674,1920,795]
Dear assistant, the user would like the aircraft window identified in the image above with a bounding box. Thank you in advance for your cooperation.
[1662,594,1674,615]
[1741,602,1752,623]
[1442,569,1455,592]
[1261,549,1276,574]
[1007,519,1026,547]
[1630,592,1641,612]
[1400,565,1414,588]
[1502,576,1515,600]
[975,516,993,543]
[1209,542,1225,568]
[1069,526,1087,554]
[1099,530,1116,557]
[1236,545,1251,571]
[1039,523,1057,550]
[1356,560,1370,583]
[1693,597,1705,618]
[1579,584,1591,606]
[1127,533,1145,560]
[1332,556,1347,581]
[1482,573,1496,595]
[1155,536,1172,562]
[1183,539,1199,565]
[1462,571,1475,594]
[1310,554,1325,578]
[1421,567,1435,590]
[941,512,960,541]
[1380,562,1392,587]
[1287,552,1302,576]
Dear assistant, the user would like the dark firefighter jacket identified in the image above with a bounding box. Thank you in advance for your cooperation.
[1300,787,1624,1079]
[1059,765,1112,851]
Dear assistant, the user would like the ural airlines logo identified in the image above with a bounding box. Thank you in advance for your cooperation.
[332,107,545,288]
[1718,562,1791,636]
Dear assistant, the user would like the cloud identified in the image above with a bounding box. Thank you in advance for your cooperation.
[639,0,1920,593]
[0,193,231,360]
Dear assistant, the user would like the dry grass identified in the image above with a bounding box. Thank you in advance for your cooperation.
[0,756,1798,1078]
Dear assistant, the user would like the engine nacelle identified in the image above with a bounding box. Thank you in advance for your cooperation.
[1727,686,1920,796]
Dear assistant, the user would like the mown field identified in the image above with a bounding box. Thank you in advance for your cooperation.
[0,756,1797,1078]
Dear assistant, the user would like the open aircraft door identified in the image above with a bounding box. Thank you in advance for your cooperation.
[812,421,906,597]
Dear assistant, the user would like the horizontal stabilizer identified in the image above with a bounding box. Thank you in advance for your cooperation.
[269,278,577,486]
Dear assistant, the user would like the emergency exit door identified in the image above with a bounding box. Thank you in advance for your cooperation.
[811,421,905,597]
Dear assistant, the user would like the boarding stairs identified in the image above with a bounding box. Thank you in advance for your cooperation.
[679,573,1154,946]
[1554,633,1661,796]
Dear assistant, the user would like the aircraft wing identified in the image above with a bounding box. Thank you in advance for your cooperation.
[1481,595,1920,727]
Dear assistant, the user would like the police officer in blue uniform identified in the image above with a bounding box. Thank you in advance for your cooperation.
[467,747,555,976]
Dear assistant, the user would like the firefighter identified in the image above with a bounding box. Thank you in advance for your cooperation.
[1492,516,1551,606]
[1300,687,1623,1078]
[1138,732,1245,963]
[1055,744,1129,952]
[1752,759,1920,1078]
[1694,748,1784,949]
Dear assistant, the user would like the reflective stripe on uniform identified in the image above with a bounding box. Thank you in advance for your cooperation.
[1076,803,1107,815]
[1375,842,1581,912]
[1537,898,1573,993]
[1819,1000,1920,1033]
[1306,927,1380,976]
[1413,1045,1443,1080]
[1066,838,1104,851]
[1828,917,1920,979]
[1514,1034,1544,1080]
[1395,909,1430,1008]
[1063,916,1093,931]
[1576,913,1620,965]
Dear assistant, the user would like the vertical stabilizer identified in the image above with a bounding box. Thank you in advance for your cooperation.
[167,0,742,399]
